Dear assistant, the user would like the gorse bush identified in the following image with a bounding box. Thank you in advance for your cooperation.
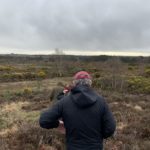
[93,75,150,94]
[0,72,48,82]
[37,71,47,79]
[0,65,13,72]
[128,63,139,71]
[144,68,150,77]
[127,76,150,94]
[23,88,33,95]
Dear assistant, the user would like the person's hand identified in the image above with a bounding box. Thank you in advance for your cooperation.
[63,89,69,94]
[63,84,73,94]
[58,120,65,134]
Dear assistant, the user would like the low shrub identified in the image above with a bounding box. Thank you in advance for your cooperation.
[0,65,13,72]
[93,72,101,78]
[0,72,37,82]
[93,76,125,91]
[37,71,47,79]
[128,65,138,71]
[1,90,13,101]
[127,76,150,94]
[144,68,150,77]
[23,88,33,95]
[0,123,65,150]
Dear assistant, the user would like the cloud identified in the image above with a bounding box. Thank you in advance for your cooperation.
[0,0,150,53]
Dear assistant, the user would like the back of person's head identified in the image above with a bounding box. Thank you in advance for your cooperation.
[73,71,92,87]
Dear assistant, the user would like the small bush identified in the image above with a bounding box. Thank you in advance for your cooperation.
[37,71,47,79]
[144,68,150,77]
[128,66,134,70]
[128,65,138,71]
[127,76,150,94]
[93,76,125,91]
[93,72,101,78]
[0,65,13,72]
[23,72,37,80]
[11,73,24,80]
[1,73,11,80]
[2,90,12,101]
[23,88,33,95]
[0,72,37,82]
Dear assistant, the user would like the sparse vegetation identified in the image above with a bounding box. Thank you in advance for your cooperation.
[144,66,150,77]
[0,55,149,150]
[127,76,150,94]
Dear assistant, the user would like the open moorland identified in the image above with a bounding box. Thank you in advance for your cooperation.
[0,54,150,150]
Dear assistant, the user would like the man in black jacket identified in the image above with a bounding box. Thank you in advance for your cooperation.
[39,71,116,150]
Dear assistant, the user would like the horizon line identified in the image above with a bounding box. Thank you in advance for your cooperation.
[0,50,149,57]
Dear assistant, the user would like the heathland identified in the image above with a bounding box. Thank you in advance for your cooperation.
[0,54,150,150]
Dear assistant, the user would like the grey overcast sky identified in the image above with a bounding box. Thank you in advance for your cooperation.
[0,0,150,55]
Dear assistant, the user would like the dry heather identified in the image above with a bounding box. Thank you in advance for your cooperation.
[0,56,150,150]
[0,89,150,150]
[104,93,150,150]
[0,122,65,150]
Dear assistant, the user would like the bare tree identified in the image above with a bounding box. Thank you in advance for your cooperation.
[54,48,65,77]
[106,57,124,91]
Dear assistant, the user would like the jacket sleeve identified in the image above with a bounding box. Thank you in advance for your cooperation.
[39,100,63,129]
[101,100,116,139]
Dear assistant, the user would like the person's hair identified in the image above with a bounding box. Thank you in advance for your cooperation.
[73,78,92,87]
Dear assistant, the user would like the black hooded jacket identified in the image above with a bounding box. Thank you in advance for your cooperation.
[39,85,116,150]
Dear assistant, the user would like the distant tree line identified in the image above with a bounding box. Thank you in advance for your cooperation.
[0,54,149,64]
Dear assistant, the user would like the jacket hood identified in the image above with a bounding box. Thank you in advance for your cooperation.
[71,85,98,108]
